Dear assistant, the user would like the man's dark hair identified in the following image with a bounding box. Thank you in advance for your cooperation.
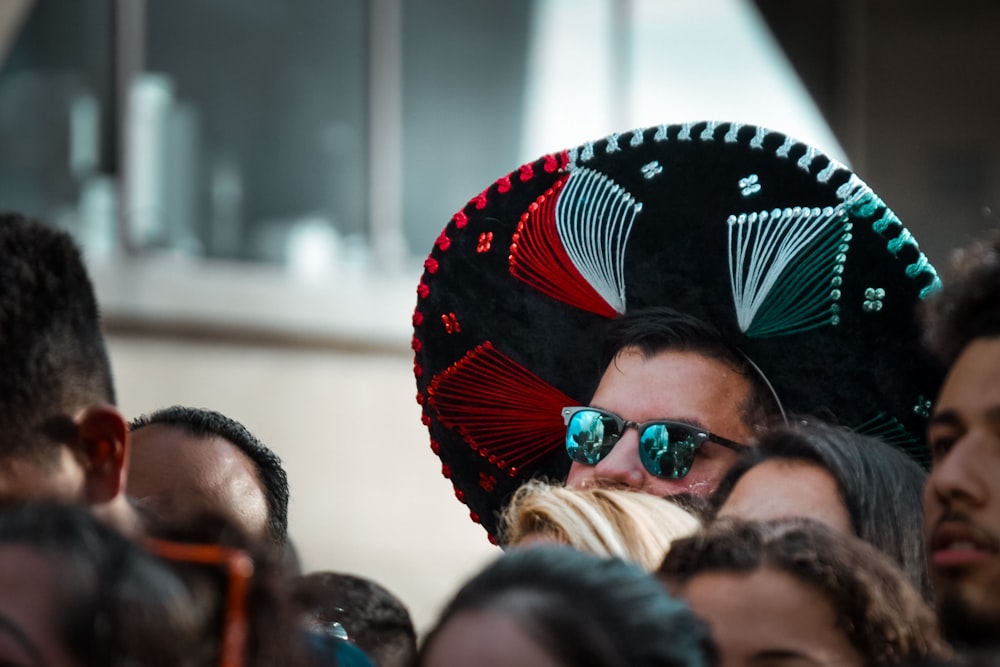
[0,212,116,459]
[292,571,416,667]
[709,420,931,600]
[921,232,1000,365]
[659,518,947,667]
[599,307,783,431]
[130,406,289,543]
[421,545,716,667]
[0,501,200,666]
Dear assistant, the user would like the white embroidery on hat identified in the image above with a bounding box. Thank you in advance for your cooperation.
[775,136,795,158]
[654,124,670,142]
[641,161,663,180]
[797,147,817,172]
[728,206,851,337]
[606,132,621,153]
[629,129,645,147]
[739,174,761,197]
[724,123,743,143]
[750,126,768,149]
[700,121,721,141]
[556,167,641,314]
[678,123,694,141]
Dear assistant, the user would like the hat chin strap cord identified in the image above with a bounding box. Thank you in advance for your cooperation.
[739,351,789,427]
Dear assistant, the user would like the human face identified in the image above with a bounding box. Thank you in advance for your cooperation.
[0,546,81,667]
[717,460,853,535]
[682,567,863,667]
[566,348,755,497]
[127,425,269,540]
[924,337,1000,645]
[421,608,563,667]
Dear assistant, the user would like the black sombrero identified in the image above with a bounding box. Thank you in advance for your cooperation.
[412,121,943,542]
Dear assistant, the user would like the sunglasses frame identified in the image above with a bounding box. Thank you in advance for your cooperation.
[561,406,748,478]
[145,538,255,667]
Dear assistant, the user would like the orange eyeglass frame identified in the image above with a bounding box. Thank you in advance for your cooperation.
[145,538,256,667]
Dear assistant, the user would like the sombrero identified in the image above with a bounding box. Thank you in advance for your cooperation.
[412,121,943,541]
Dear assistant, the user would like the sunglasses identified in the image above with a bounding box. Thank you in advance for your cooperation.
[145,538,255,667]
[562,406,748,479]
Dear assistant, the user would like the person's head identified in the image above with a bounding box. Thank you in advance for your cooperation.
[920,233,1000,649]
[420,545,714,667]
[659,518,948,667]
[0,213,133,529]
[565,307,784,498]
[128,406,289,543]
[710,420,931,599]
[500,479,700,571]
[291,571,416,667]
[0,501,201,667]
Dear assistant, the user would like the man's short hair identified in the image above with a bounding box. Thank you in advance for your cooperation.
[921,233,1000,365]
[0,212,115,459]
[599,307,784,431]
[129,406,289,543]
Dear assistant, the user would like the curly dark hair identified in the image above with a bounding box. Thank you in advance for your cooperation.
[921,232,1000,365]
[130,406,289,543]
[0,212,116,460]
[658,518,948,667]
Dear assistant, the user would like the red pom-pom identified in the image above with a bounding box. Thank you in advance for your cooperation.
[417,280,430,299]
[420,412,430,425]
[424,257,439,274]
[430,440,441,454]
[442,464,451,479]
[497,175,511,193]
[470,512,480,523]
[472,191,488,210]
[411,336,422,352]
[453,210,468,228]
[412,310,424,327]
[543,153,559,172]
[519,163,534,182]
[435,231,451,251]
[454,487,466,502]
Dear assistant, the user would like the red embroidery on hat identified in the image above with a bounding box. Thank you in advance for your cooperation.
[442,464,451,479]
[488,533,499,545]
[441,312,461,334]
[414,359,424,379]
[417,279,430,299]
[411,336,422,353]
[424,257,439,274]
[508,175,619,318]
[454,487,466,502]
[412,309,424,327]
[430,440,441,454]
[543,153,561,173]
[426,341,572,476]
[420,412,430,426]
[416,392,425,406]
[453,210,468,229]
[497,175,511,193]
[519,163,534,182]
[477,232,493,253]
[472,190,488,210]
[479,473,496,492]
[469,511,480,523]
[435,230,451,251]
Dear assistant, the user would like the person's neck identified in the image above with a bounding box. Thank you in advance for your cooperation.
[90,494,146,538]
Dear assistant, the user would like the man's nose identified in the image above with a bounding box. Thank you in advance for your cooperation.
[591,429,646,488]
[928,431,991,510]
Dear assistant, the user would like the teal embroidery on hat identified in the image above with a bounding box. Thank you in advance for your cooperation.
[654,124,670,142]
[775,136,794,158]
[568,147,579,165]
[739,174,761,197]
[728,206,852,337]
[913,396,932,419]
[724,123,743,143]
[678,123,694,141]
[629,129,645,147]
[580,142,595,162]
[854,413,923,459]
[606,132,621,153]
[817,158,843,183]
[641,161,663,180]
[750,126,768,149]
[700,121,721,141]
[556,167,642,314]
[797,147,817,173]
[863,287,885,312]
[840,176,942,301]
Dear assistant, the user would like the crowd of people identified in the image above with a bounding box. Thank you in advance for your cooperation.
[2,119,1000,666]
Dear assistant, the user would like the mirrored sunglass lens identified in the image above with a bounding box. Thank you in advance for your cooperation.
[566,411,617,464]
[638,424,698,479]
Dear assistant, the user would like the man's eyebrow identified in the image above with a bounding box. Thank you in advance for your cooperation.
[749,649,819,664]
[0,611,44,666]
[928,409,963,428]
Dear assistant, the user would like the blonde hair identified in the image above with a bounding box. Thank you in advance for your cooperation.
[500,480,701,571]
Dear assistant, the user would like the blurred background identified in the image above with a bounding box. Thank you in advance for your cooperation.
[0,0,997,631]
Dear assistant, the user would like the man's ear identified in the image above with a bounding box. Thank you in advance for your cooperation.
[73,404,130,504]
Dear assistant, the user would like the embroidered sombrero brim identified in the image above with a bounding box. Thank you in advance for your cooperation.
[412,121,943,541]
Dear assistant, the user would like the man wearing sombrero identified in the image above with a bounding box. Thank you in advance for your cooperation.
[413,120,942,543]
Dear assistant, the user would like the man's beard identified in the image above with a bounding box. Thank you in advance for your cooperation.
[937,582,1000,650]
